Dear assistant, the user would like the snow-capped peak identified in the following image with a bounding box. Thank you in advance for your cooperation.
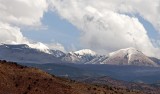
[109,47,140,57]
[27,42,51,54]
[108,47,143,63]
[0,43,51,54]
[107,47,158,67]
[74,49,96,56]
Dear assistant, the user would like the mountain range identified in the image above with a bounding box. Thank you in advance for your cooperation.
[1,44,160,94]
[0,43,159,67]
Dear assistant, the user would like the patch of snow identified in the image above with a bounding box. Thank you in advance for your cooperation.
[28,42,51,54]
[74,49,96,56]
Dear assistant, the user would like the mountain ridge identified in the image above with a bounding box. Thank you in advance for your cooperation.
[0,43,159,67]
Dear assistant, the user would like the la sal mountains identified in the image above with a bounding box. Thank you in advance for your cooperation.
[0,43,159,67]
[1,44,160,94]
[0,43,159,66]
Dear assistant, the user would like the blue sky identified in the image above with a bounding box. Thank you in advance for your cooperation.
[22,11,81,50]
[138,15,159,40]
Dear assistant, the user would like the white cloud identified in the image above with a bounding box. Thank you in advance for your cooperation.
[49,0,160,58]
[0,0,48,43]
[0,0,53,53]
[0,22,27,44]
[118,0,160,32]
[47,43,66,52]
[0,0,48,26]
[49,0,160,31]
[0,22,51,53]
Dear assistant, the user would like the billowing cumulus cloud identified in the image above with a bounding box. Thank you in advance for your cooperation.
[0,0,48,38]
[0,22,52,52]
[47,43,66,52]
[49,0,160,58]
[0,0,69,52]
[49,0,160,31]
[0,22,27,44]
[0,0,58,52]
[0,0,48,26]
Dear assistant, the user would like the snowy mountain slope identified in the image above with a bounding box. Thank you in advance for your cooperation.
[149,57,160,65]
[0,44,159,67]
[74,49,96,56]
[102,47,158,67]
[61,49,97,64]
[85,55,108,64]
[27,42,51,54]
[61,48,158,67]
[61,52,81,63]
[50,50,65,58]
[0,44,62,64]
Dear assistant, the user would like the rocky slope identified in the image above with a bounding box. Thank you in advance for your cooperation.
[62,49,96,64]
[74,76,160,94]
[0,60,143,94]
